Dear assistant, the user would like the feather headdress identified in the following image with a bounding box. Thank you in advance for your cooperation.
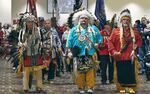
[67,8,96,29]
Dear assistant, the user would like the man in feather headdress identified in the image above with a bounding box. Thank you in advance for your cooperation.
[18,13,44,93]
[108,9,142,93]
[66,9,102,94]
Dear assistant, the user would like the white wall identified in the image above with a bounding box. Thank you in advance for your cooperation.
[12,0,51,21]
[0,0,11,24]
[12,0,69,25]
[89,0,150,23]
[12,0,26,20]
[11,0,150,25]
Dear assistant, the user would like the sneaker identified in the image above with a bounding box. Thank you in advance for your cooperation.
[87,89,93,94]
[12,67,16,70]
[49,80,54,84]
[79,90,85,94]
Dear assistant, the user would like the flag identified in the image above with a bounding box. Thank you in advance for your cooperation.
[95,0,106,30]
[28,0,37,18]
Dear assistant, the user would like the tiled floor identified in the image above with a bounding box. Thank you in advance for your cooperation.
[0,58,150,94]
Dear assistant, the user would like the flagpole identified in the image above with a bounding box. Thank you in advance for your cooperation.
[52,9,55,18]
[26,0,29,13]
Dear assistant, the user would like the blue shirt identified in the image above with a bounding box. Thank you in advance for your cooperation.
[66,25,103,56]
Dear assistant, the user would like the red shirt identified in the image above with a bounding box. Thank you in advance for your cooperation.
[98,29,110,55]
[108,28,142,61]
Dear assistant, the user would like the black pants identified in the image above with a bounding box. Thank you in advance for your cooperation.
[145,63,150,80]
[48,61,56,80]
[13,60,19,69]
[116,60,136,85]
[56,52,64,77]
[42,68,48,80]
[99,55,114,83]
[65,58,73,73]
